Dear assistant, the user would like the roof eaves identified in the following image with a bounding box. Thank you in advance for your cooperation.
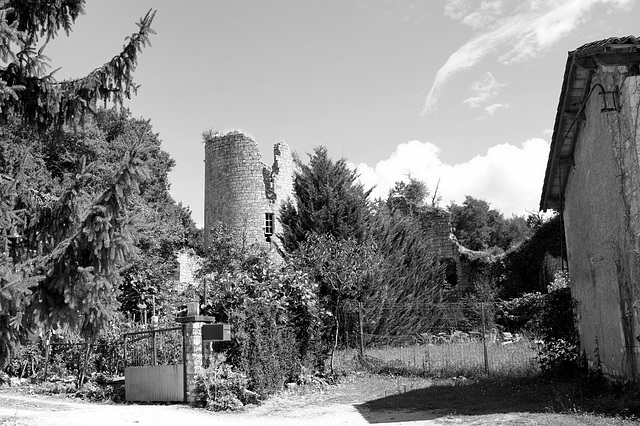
[539,54,574,211]
[539,36,640,212]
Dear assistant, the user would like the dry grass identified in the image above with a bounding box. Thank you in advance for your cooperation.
[333,339,538,378]
[328,339,640,423]
[254,370,640,425]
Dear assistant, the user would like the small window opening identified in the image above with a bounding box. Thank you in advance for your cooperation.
[264,213,274,242]
[440,257,458,286]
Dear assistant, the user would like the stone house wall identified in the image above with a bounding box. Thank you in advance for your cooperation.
[563,70,640,378]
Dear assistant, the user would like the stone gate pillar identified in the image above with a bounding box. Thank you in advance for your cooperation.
[175,304,215,403]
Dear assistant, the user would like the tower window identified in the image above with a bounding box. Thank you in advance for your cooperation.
[264,213,274,242]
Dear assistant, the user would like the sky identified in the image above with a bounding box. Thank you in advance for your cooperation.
[44,0,639,226]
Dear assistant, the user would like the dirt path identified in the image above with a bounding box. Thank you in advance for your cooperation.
[0,393,539,426]
[1,374,638,426]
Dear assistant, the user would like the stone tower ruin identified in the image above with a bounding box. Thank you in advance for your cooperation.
[204,131,295,253]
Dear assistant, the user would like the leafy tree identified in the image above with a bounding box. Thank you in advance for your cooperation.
[491,214,530,250]
[449,196,494,251]
[279,146,371,251]
[449,195,530,252]
[0,108,201,327]
[0,2,156,369]
[387,177,428,214]
[197,221,251,279]
[294,234,381,366]
[91,109,202,321]
[279,146,387,361]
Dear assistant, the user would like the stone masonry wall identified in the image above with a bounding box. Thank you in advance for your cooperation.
[563,69,640,379]
[417,209,459,258]
[175,249,202,287]
[204,131,295,251]
[417,208,467,289]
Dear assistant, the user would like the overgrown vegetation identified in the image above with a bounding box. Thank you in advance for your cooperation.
[449,195,532,252]
[0,8,617,415]
[198,224,323,400]
[495,215,567,298]
[0,0,205,381]
[0,0,162,369]
[192,354,256,411]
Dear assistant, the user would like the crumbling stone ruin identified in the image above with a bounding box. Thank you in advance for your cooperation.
[202,130,471,288]
[203,131,295,254]
[416,208,468,289]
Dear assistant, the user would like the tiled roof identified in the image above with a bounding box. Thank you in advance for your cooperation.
[572,35,640,56]
[539,36,640,212]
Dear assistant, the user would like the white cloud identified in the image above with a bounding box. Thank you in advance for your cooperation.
[423,0,633,113]
[354,138,550,216]
[463,72,506,108]
[485,102,509,115]
[444,0,508,25]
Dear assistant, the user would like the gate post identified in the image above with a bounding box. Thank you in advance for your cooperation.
[176,308,215,403]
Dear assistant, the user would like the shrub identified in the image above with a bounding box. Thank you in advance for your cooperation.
[3,342,43,378]
[227,299,301,397]
[205,256,322,396]
[495,292,545,334]
[494,271,579,377]
[537,272,580,377]
[191,354,255,411]
[537,338,579,377]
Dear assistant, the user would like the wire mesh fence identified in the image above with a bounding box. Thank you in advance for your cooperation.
[334,301,541,377]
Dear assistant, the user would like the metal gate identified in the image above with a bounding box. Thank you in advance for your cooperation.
[123,326,185,402]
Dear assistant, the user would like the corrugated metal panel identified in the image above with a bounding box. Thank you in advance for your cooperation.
[125,365,184,402]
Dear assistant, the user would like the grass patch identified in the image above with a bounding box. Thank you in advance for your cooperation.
[334,339,538,378]
[331,340,640,422]
[355,374,640,424]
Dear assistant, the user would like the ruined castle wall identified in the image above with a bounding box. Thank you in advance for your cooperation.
[418,209,459,259]
[204,131,294,251]
[271,142,296,214]
[175,249,202,287]
[418,209,467,290]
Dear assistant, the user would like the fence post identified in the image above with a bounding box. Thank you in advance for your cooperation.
[42,331,51,383]
[123,335,127,369]
[176,307,215,403]
[77,341,92,388]
[182,323,187,403]
[151,329,157,366]
[481,302,489,375]
[358,301,365,359]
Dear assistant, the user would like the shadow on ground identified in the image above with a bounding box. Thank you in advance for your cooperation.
[354,376,566,424]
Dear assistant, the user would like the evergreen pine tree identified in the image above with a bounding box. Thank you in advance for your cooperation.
[0,1,156,369]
